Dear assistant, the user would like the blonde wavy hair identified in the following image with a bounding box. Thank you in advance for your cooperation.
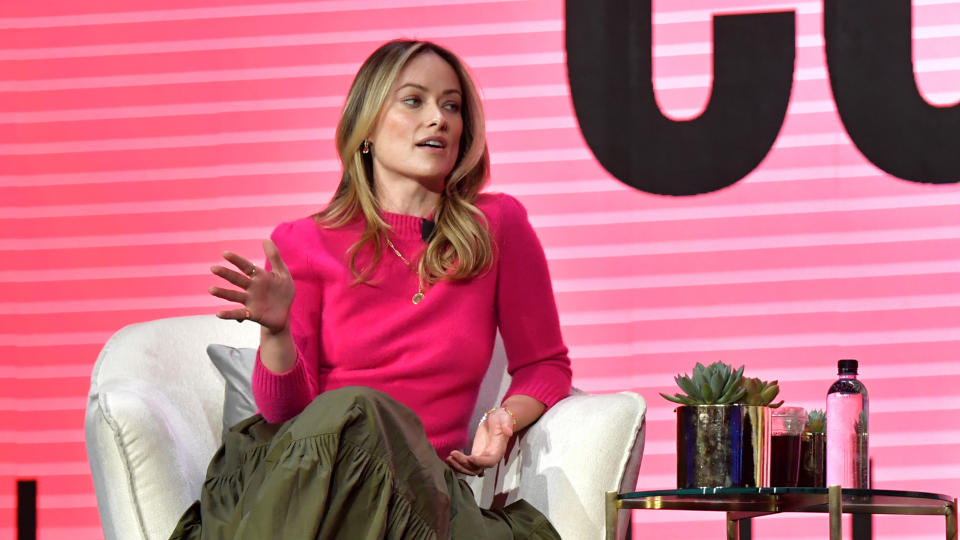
[316,40,493,286]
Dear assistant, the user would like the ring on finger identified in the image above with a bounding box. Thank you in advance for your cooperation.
[243,308,252,320]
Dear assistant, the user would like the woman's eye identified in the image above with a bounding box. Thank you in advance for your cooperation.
[444,102,461,112]
[403,96,421,106]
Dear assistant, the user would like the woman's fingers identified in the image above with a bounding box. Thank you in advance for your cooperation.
[216,307,250,322]
[210,242,292,333]
[444,456,472,475]
[222,251,257,276]
[457,452,487,475]
[448,451,480,474]
[211,264,251,289]
[209,286,246,304]
[263,239,289,274]
[465,452,498,470]
[445,452,483,476]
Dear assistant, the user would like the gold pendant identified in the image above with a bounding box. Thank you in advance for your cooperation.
[412,292,424,304]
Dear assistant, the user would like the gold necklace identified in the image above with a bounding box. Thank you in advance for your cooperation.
[384,236,425,304]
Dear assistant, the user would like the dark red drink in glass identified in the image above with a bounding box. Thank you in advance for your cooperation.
[770,407,806,487]
[771,433,802,486]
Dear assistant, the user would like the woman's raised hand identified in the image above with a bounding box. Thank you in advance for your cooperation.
[209,239,295,334]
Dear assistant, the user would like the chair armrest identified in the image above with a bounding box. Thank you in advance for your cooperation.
[514,390,647,540]
[85,316,260,540]
[86,386,219,540]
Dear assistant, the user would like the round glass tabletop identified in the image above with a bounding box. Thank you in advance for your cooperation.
[618,487,955,512]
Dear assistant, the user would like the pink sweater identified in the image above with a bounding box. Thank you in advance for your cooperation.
[252,192,572,457]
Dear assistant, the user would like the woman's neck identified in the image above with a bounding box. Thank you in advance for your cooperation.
[375,178,442,218]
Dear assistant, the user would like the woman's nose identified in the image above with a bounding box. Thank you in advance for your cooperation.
[426,103,447,129]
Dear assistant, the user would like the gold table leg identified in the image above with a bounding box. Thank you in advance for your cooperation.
[726,513,740,540]
[605,491,619,540]
[947,497,958,540]
[829,485,842,540]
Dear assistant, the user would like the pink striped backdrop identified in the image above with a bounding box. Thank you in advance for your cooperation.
[2,0,959,538]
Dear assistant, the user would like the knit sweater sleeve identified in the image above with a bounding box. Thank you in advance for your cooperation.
[251,220,323,423]
[494,194,573,408]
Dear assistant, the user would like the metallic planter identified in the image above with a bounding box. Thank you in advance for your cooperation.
[676,405,771,488]
[798,431,826,487]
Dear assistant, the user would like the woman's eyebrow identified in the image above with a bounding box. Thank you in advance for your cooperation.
[396,83,462,96]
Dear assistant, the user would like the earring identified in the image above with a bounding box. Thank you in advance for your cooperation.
[361,140,371,154]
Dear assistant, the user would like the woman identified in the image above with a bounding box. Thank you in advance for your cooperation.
[173,40,571,539]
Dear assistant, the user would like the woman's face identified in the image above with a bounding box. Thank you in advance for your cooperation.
[368,51,464,192]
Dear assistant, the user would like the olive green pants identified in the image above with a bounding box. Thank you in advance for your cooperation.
[169,386,560,539]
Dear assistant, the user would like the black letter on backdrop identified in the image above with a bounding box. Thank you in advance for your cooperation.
[565,2,795,196]
[825,0,960,184]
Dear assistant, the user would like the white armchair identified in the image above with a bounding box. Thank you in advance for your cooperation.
[85,315,646,539]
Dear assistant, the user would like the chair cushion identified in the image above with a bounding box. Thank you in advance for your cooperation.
[206,344,257,440]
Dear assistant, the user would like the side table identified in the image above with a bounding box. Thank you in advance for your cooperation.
[606,486,958,540]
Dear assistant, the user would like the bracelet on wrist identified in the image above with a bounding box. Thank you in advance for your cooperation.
[479,406,518,429]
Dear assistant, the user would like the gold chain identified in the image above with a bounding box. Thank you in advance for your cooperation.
[384,236,425,305]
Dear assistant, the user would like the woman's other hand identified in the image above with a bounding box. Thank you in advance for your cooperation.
[445,408,515,476]
[209,239,295,334]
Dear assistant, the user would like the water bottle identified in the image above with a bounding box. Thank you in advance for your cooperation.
[826,359,869,488]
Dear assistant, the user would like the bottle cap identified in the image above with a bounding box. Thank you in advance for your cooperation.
[838,359,858,375]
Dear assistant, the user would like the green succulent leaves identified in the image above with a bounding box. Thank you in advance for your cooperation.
[805,409,826,433]
[660,362,783,408]
[659,361,747,406]
[740,377,784,408]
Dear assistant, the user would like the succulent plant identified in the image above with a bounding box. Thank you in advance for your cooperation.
[805,409,825,433]
[739,377,784,408]
[660,361,747,406]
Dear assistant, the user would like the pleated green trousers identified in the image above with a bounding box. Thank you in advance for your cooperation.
[168,386,560,540]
